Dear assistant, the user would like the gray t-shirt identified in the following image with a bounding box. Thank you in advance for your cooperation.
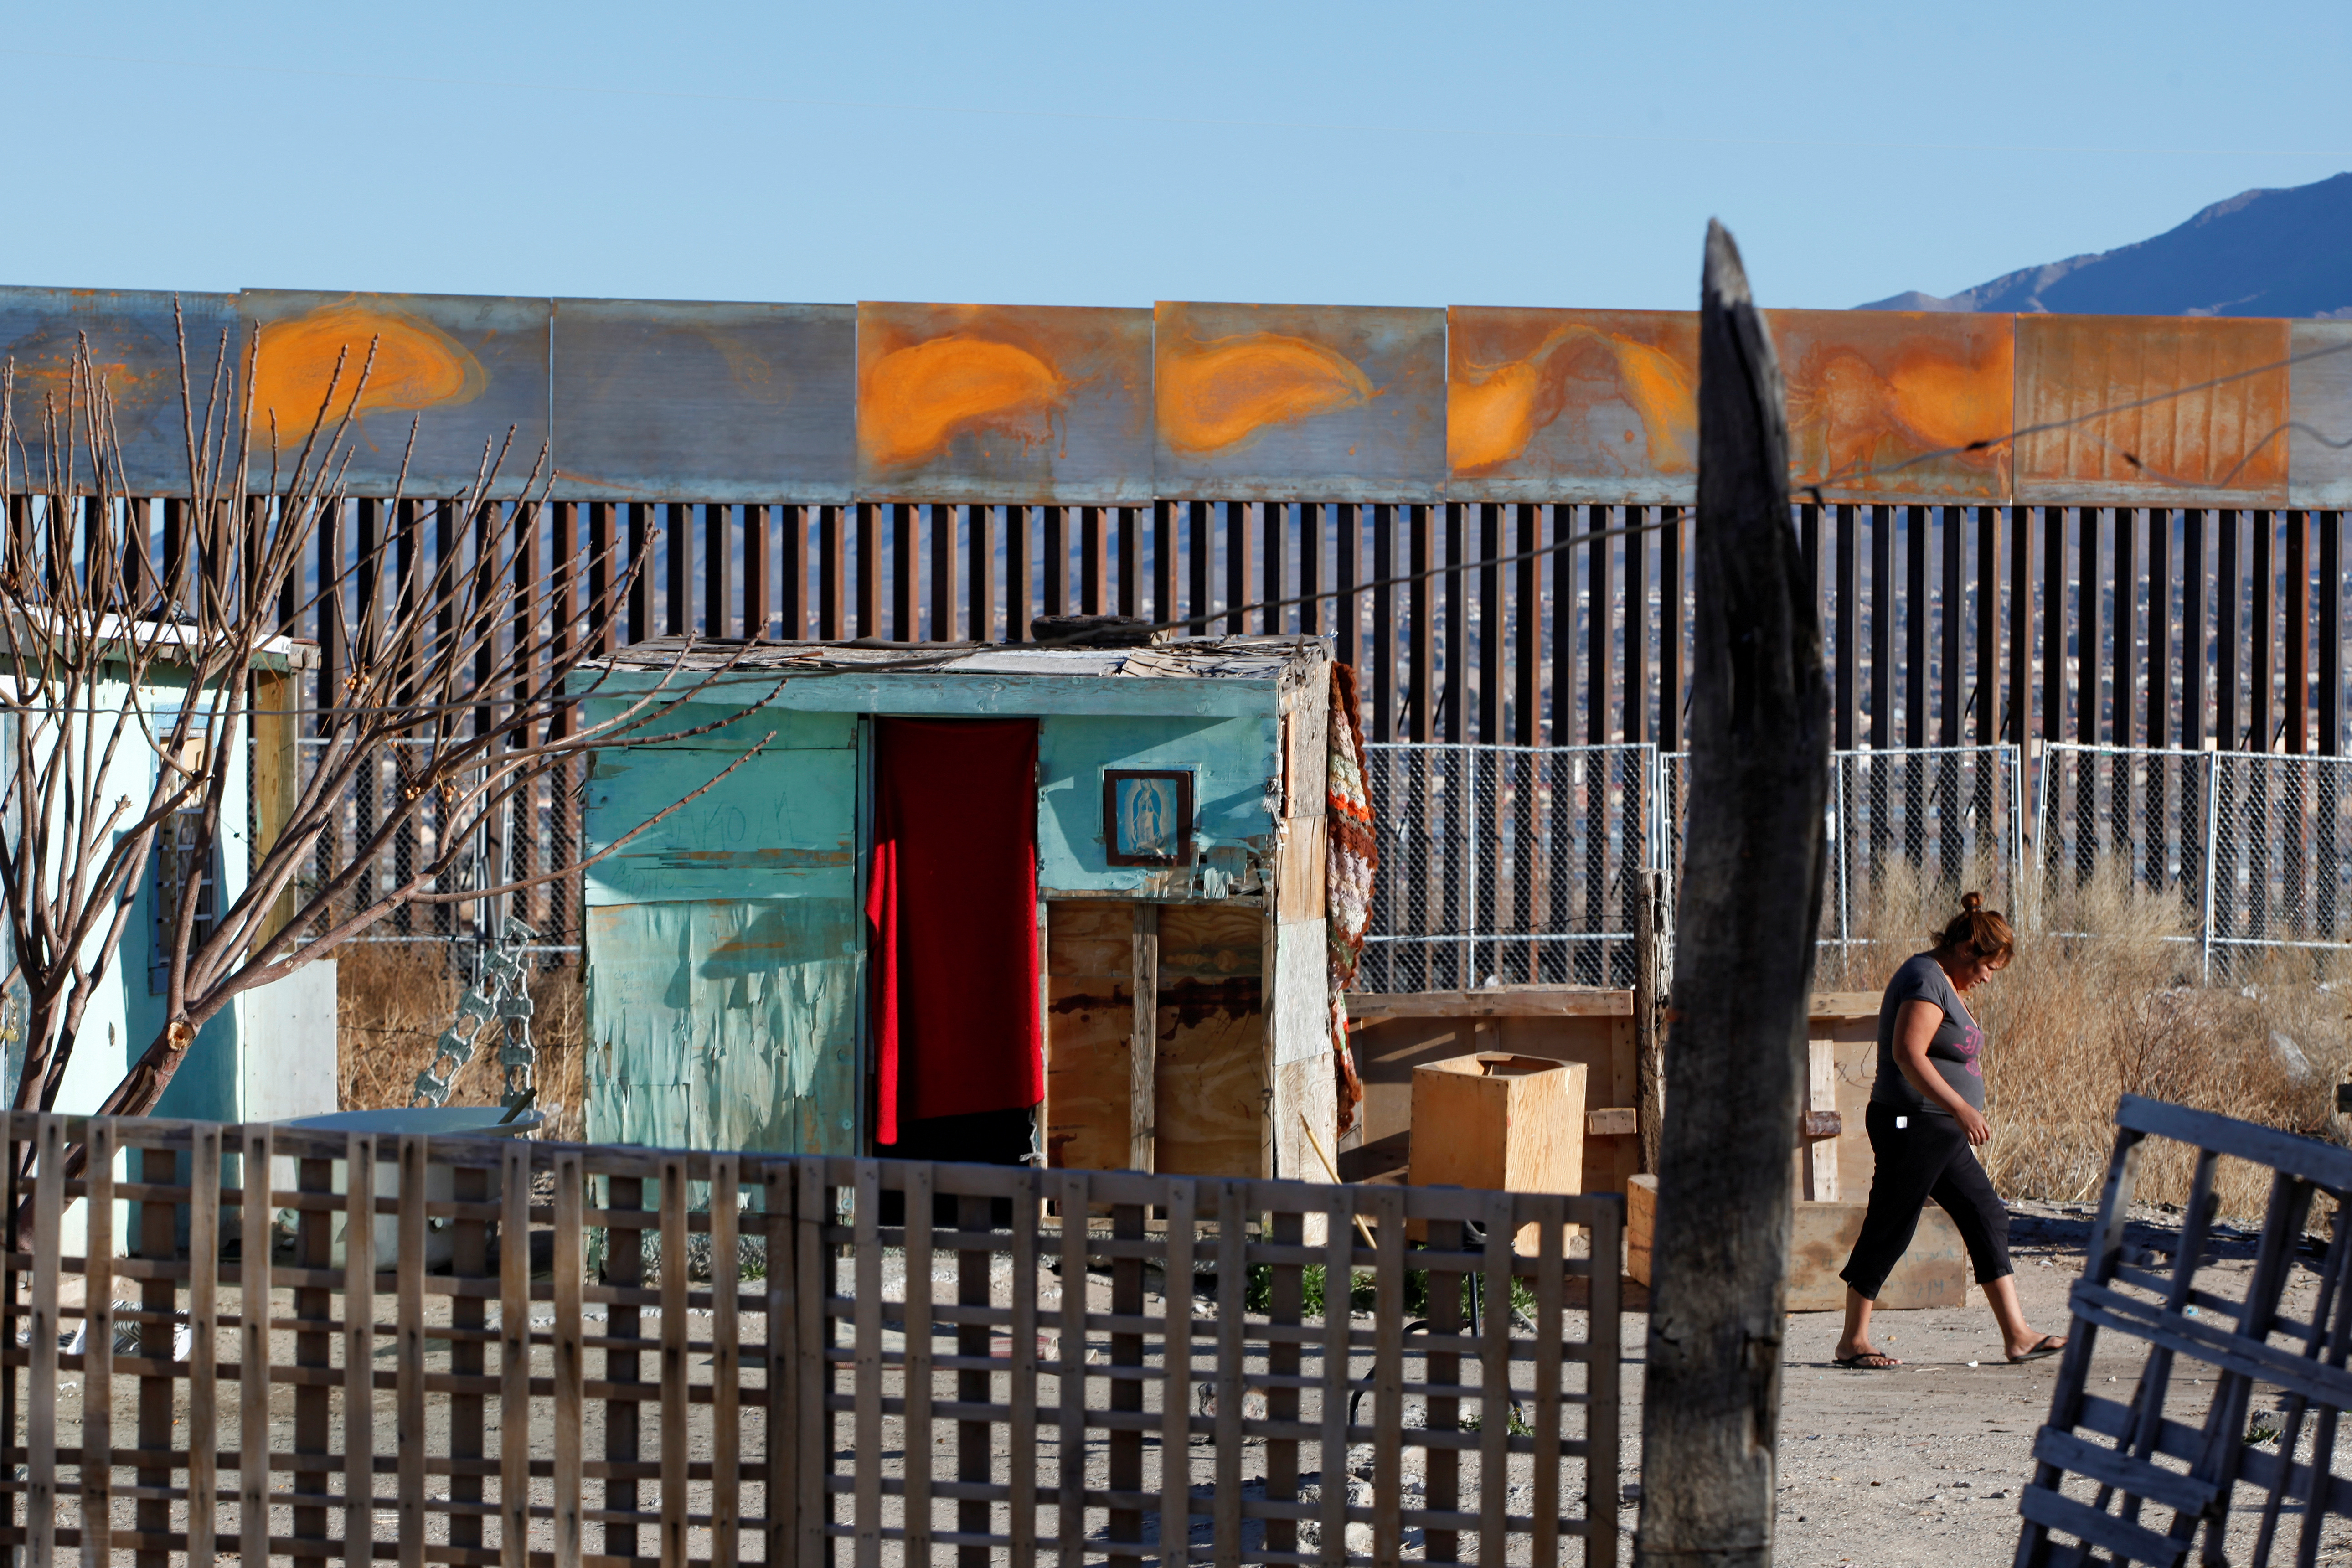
[1869,951,1986,1116]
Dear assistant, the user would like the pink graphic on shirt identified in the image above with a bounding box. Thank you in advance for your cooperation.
[1960,1021,1984,1077]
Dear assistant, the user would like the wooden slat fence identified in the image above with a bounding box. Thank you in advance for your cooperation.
[0,1114,1623,1567]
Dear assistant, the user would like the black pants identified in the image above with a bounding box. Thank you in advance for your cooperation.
[1839,1102,2013,1300]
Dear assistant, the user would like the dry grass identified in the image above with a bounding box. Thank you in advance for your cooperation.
[335,942,585,1140]
[1819,863,2352,1223]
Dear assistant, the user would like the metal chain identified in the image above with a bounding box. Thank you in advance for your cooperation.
[411,916,539,1109]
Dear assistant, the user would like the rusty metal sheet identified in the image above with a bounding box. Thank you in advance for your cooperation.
[0,287,238,495]
[554,298,853,504]
[1447,307,1698,503]
[1155,302,1444,502]
[239,290,552,498]
[856,302,1150,503]
[2015,314,2290,505]
[1771,309,2014,500]
[2288,320,2352,506]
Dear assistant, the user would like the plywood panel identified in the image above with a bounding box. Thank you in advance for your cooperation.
[239,290,552,497]
[856,303,1151,503]
[1155,982,1266,1179]
[1446,307,1698,504]
[2015,313,2290,504]
[1047,901,1267,1179]
[1159,904,1267,978]
[1770,309,2014,500]
[1154,301,1444,502]
[1043,975,1132,1174]
[551,298,854,503]
[1045,900,1135,978]
[0,286,238,495]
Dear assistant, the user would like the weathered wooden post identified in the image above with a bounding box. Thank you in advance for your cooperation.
[1635,222,1830,1567]
[1634,868,1668,1176]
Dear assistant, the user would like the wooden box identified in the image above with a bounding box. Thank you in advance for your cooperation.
[1408,1052,1586,1252]
[1627,1174,1970,1311]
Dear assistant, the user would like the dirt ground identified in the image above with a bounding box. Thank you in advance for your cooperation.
[1702,1198,2352,1567]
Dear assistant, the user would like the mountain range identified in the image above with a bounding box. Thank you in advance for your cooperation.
[1857,171,2352,317]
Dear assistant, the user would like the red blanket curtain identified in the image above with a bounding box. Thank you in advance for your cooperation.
[865,717,1043,1145]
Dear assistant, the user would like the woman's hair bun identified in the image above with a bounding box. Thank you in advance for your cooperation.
[1960,891,1984,913]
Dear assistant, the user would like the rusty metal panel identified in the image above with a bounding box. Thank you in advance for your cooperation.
[1447,307,1698,503]
[856,302,1150,504]
[1155,301,1444,502]
[0,286,238,494]
[553,298,853,504]
[2288,320,2352,506]
[2015,314,2290,505]
[1770,309,2014,500]
[238,290,552,498]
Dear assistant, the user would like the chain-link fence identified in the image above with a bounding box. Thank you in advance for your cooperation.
[1663,744,2027,960]
[1357,742,1662,991]
[2036,742,2352,978]
[294,739,582,965]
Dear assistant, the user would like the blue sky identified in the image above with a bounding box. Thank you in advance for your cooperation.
[17,0,2352,313]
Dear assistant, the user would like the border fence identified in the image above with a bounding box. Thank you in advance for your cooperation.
[2037,742,2352,977]
[0,1112,1625,1567]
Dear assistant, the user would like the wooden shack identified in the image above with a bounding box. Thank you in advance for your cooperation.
[574,633,1346,1187]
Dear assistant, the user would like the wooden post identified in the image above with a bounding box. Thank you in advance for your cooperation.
[1634,869,1668,1177]
[251,667,301,948]
[1635,222,1829,1568]
[1129,903,1159,1172]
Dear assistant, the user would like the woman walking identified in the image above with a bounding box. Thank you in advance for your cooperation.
[1833,893,2064,1369]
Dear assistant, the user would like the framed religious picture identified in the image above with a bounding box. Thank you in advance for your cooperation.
[1102,769,1194,867]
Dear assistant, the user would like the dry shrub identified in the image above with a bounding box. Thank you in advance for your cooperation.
[1820,864,2352,1223]
[335,942,585,1140]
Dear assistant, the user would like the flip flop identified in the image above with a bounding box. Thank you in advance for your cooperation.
[1831,1351,1901,1369]
[2008,1336,2065,1364]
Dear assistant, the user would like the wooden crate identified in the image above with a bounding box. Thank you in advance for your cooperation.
[1627,1173,1970,1311]
[1348,988,1631,1192]
[1409,1052,1586,1252]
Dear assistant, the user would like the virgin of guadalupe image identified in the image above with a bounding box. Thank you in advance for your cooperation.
[1121,779,1173,859]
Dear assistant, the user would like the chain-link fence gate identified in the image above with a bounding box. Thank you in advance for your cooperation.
[1358,742,1663,992]
[2036,742,2352,978]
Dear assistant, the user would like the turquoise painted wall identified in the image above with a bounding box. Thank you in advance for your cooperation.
[1036,713,1279,894]
[579,672,1286,1152]
[582,712,861,1154]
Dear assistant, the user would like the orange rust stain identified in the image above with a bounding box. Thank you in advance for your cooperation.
[1449,326,1696,473]
[1786,330,2012,483]
[861,335,1068,468]
[249,303,484,433]
[1156,332,1373,455]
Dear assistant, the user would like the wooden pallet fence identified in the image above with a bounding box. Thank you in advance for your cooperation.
[2017,1094,2352,1566]
[0,1114,1623,1568]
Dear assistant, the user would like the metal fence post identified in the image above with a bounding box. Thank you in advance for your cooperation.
[2202,749,2222,984]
